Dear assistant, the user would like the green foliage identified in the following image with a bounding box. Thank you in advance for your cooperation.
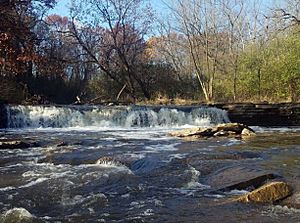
[235,29,300,102]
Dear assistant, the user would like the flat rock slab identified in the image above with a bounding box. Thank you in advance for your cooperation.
[237,181,293,203]
[169,123,255,139]
[205,166,278,191]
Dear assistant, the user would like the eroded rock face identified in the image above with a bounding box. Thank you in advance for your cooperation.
[237,181,293,204]
[169,123,255,139]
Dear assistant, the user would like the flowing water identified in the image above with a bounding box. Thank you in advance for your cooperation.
[0,105,300,222]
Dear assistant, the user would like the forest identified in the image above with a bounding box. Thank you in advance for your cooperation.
[1,0,300,104]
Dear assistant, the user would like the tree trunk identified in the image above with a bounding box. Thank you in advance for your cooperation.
[257,68,261,101]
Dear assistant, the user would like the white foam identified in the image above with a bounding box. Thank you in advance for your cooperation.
[19,177,48,188]
[144,143,180,153]
[204,193,225,198]
[183,167,211,190]
[121,193,130,198]
[168,153,188,161]
[225,189,249,195]
[6,105,229,129]
[0,186,16,191]
[22,171,41,178]
[142,209,154,216]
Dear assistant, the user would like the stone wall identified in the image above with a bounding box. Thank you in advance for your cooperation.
[213,103,300,126]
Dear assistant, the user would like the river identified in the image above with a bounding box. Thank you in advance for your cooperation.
[0,105,300,222]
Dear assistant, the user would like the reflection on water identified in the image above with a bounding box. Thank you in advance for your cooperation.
[0,126,300,222]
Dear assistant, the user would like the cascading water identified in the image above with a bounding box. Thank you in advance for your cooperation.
[5,105,230,128]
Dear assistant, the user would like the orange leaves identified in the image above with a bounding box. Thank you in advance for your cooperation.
[144,36,163,60]
[45,14,69,29]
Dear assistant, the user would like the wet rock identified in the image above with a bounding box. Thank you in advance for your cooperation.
[131,156,164,174]
[241,128,256,137]
[0,208,43,223]
[205,166,278,191]
[169,123,255,139]
[0,140,39,149]
[56,141,68,147]
[280,181,300,208]
[237,181,293,204]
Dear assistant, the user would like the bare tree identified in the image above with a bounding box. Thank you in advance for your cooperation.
[272,0,300,28]
[69,0,154,100]
[164,0,231,102]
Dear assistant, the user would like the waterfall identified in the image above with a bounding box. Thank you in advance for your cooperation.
[5,105,230,128]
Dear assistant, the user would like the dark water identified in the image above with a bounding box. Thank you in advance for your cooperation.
[0,127,300,222]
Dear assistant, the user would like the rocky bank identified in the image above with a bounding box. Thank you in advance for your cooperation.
[212,103,300,126]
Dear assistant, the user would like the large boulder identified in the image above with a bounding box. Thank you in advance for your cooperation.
[169,123,255,139]
[237,181,293,204]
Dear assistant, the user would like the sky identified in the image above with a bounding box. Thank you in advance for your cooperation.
[49,0,168,16]
[49,0,286,22]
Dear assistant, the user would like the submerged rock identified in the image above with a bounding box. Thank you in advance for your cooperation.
[0,140,39,149]
[0,208,42,223]
[205,166,278,191]
[56,141,68,147]
[169,123,255,139]
[237,181,293,203]
[279,181,300,208]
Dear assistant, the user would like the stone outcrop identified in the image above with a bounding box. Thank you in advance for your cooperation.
[169,123,255,139]
[237,181,293,204]
[212,103,300,126]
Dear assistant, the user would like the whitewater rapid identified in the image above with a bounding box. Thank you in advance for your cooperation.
[5,105,229,128]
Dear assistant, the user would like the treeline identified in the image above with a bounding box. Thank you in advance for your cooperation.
[0,0,300,104]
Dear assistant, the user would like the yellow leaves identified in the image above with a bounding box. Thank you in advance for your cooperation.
[144,36,164,60]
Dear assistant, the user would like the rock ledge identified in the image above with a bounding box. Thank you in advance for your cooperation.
[169,123,255,139]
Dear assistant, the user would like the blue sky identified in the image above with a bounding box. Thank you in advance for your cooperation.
[49,0,285,18]
[49,0,168,16]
